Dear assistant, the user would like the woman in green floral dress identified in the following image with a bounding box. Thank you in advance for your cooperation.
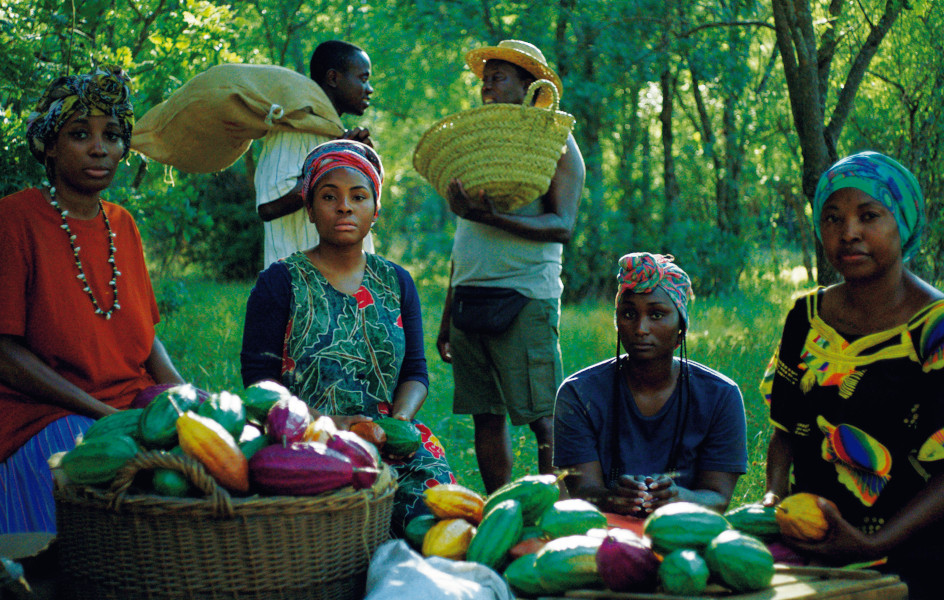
[241,140,455,534]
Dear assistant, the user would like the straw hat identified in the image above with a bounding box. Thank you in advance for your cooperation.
[464,40,563,99]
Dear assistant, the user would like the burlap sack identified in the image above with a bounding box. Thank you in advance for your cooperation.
[130,63,344,173]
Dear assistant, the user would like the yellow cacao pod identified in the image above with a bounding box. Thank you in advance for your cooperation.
[423,483,485,524]
[177,411,249,493]
[422,518,476,560]
[302,415,338,443]
[775,493,837,542]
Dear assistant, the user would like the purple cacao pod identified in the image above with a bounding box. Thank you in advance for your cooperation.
[327,430,381,489]
[596,528,660,592]
[248,441,354,496]
[265,396,311,444]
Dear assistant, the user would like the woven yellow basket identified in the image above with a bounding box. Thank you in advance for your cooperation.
[412,79,575,213]
[53,450,396,600]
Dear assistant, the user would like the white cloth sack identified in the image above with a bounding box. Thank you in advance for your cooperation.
[364,540,515,600]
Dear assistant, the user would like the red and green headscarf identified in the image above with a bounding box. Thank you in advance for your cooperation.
[301,140,385,218]
[26,65,135,164]
[616,253,693,331]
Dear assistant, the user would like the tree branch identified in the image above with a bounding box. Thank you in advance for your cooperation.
[129,0,166,58]
[677,20,776,38]
[480,0,499,40]
[816,0,844,108]
[825,0,907,150]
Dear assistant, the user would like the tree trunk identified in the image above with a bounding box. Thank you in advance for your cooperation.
[771,0,907,285]
[777,180,815,284]
[660,67,679,229]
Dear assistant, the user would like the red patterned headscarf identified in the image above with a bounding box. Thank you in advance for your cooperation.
[616,253,693,330]
[301,140,384,217]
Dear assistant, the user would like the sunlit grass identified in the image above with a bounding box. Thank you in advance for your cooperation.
[154,268,812,506]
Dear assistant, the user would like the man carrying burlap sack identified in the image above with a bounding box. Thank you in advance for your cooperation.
[256,40,376,265]
[131,40,376,266]
[436,40,586,494]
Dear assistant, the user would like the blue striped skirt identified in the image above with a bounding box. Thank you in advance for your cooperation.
[0,415,94,533]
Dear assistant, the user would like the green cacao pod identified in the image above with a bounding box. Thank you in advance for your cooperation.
[724,503,781,541]
[375,417,421,455]
[483,474,559,525]
[196,390,246,438]
[658,549,709,596]
[538,499,607,539]
[138,383,202,448]
[533,534,604,593]
[243,380,291,422]
[519,525,545,542]
[404,514,438,551]
[237,424,268,460]
[705,529,775,593]
[152,446,191,497]
[81,408,143,442]
[503,554,548,597]
[467,498,524,570]
[60,434,138,486]
[643,501,731,555]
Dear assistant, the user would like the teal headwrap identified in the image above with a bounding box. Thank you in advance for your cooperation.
[812,151,924,262]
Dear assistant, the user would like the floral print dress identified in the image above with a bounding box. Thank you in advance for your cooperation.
[280,252,454,533]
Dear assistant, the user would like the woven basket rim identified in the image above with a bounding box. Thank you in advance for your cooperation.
[412,82,575,213]
[412,102,575,172]
[53,449,398,518]
[54,476,396,515]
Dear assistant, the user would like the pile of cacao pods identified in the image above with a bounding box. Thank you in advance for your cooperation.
[57,381,418,498]
[401,476,838,597]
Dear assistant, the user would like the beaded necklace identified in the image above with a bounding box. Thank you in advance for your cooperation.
[49,186,121,319]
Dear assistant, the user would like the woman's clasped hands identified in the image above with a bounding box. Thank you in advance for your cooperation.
[612,473,680,516]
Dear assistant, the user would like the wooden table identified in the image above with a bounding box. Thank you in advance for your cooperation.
[538,566,907,600]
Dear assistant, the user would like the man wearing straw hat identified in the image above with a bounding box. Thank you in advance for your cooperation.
[255,40,376,266]
[436,39,586,493]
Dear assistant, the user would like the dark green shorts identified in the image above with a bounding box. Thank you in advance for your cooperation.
[451,297,563,425]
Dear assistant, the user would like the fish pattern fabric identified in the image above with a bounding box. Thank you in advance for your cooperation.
[761,290,944,535]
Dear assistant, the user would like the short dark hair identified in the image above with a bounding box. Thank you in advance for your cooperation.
[310,40,367,84]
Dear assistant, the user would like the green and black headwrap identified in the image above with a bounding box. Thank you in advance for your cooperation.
[26,64,135,164]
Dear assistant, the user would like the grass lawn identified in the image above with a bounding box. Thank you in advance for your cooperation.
[154,267,809,506]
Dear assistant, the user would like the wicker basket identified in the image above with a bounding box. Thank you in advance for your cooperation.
[53,450,396,600]
[412,79,575,213]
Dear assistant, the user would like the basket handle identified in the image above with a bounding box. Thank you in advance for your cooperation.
[107,450,235,518]
[523,79,560,111]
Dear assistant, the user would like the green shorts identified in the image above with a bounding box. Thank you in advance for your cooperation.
[451,297,563,426]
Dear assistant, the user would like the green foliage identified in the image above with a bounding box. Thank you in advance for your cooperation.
[1,0,941,293]
[0,107,42,198]
[183,170,263,281]
[662,219,752,296]
[840,1,944,286]
[154,278,191,316]
[116,175,214,278]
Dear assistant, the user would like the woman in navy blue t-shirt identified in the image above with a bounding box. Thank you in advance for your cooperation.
[553,253,747,516]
